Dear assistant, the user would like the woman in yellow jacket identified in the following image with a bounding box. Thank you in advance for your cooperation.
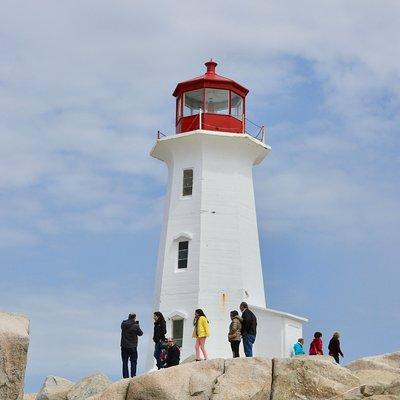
[193,309,210,361]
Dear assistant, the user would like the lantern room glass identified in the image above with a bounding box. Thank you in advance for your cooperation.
[205,89,229,114]
[231,92,243,119]
[184,89,203,116]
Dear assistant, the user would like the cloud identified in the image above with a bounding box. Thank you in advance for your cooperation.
[1,0,399,245]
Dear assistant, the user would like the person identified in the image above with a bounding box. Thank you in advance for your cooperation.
[292,338,305,356]
[192,309,210,361]
[309,332,323,355]
[153,311,167,369]
[328,331,344,364]
[120,313,143,378]
[165,337,180,367]
[240,302,257,357]
[228,310,242,358]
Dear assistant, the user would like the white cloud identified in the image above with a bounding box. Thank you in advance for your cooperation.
[0,0,398,250]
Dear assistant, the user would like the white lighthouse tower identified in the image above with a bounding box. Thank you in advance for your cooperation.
[148,61,307,366]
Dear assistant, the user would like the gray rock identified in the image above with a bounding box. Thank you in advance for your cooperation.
[361,383,385,397]
[271,355,360,400]
[126,359,225,400]
[85,379,130,400]
[67,373,111,400]
[347,352,400,386]
[36,376,74,400]
[0,311,30,400]
[211,357,272,400]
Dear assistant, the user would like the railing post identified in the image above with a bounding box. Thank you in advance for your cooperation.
[199,108,202,130]
[157,130,160,139]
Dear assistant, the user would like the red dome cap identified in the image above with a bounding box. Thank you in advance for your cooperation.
[173,60,249,98]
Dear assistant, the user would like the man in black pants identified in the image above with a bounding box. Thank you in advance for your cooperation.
[120,313,143,378]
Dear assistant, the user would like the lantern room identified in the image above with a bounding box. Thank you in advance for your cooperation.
[173,60,249,134]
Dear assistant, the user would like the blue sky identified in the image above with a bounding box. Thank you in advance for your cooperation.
[1,0,399,392]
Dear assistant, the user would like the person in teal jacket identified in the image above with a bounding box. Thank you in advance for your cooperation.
[292,338,305,356]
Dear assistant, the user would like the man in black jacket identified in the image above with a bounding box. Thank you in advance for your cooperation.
[165,338,180,368]
[120,313,143,378]
[240,302,257,357]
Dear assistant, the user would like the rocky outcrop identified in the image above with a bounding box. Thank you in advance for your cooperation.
[22,351,400,400]
[0,311,30,400]
[212,357,272,399]
[270,356,360,400]
[126,359,224,400]
[66,373,111,400]
[86,379,130,400]
[347,352,400,386]
[36,376,74,400]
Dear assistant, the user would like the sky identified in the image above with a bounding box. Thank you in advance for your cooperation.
[0,0,399,393]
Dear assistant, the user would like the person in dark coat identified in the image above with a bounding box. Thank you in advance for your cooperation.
[120,313,143,378]
[153,311,167,369]
[239,302,257,357]
[309,331,323,355]
[328,331,344,364]
[165,337,180,367]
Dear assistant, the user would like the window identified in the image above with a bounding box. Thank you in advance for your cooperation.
[182,169,193,196]
[231,92,243,119]
[177,96,182,119]
[184,89,204,116]
[178,241,188,269]
[205,89,229,114]
[172,318,184,348]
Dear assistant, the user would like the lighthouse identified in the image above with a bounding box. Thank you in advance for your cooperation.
[148,61,307,366]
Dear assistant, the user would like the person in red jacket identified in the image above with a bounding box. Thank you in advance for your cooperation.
[309,331,323,355]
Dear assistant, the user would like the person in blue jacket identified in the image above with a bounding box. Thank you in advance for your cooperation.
[292,338,305,356]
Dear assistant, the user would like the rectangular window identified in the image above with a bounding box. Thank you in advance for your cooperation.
[184,89,204,116]
[177,95,182,119]
[231,92,243,119]
[205,89,229,114]
[178,241,188,269]
[182,169,193,196]
[172,319,184,348]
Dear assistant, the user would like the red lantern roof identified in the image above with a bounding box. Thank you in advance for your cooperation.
[173,60,249,99]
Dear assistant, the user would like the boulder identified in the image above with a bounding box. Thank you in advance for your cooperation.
[270,356,360,400]
[384,380,400,396]
[361,383,386,397]
[0,311,30,400]
[347,352,400,385]
[23,394,37,400]
[126,359,225,400]
[66,373,111,400]
[85,379,130,400]
[36,376,74,400]
[211,357,272,400]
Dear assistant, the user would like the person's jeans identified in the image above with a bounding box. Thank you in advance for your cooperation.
[154,341,164,369]
[230,341,240,358]
[242,334,256,357]
[121,347,138,378]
